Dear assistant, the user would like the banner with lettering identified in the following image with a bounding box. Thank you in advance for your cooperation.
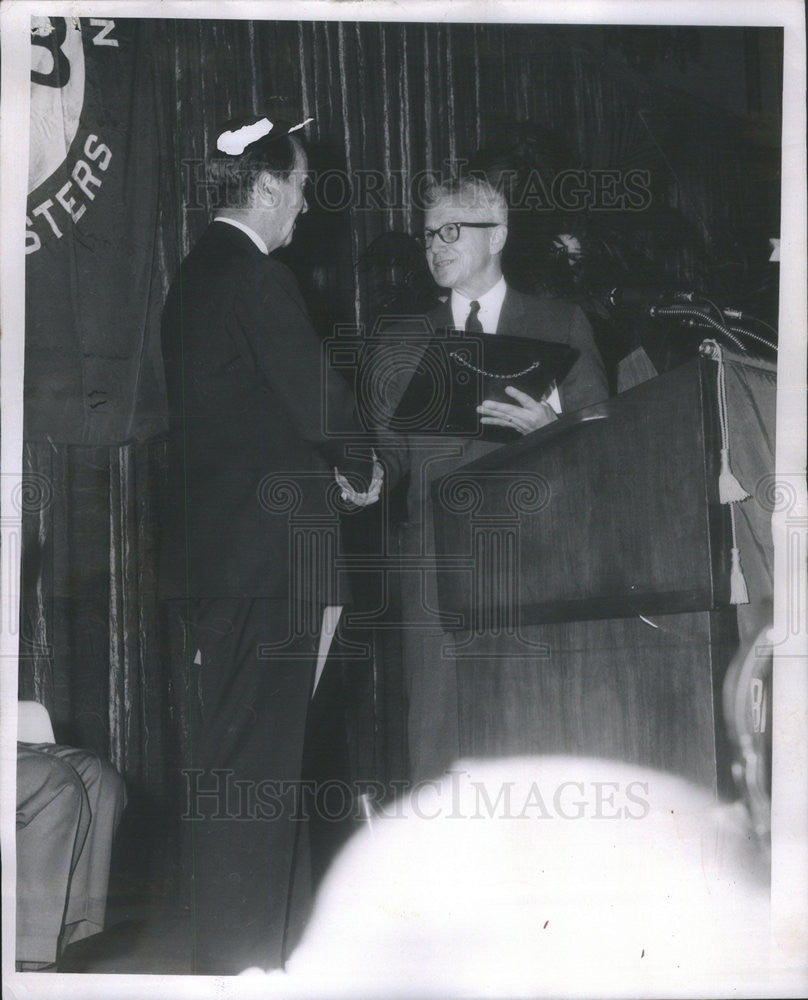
[25,15,166,444]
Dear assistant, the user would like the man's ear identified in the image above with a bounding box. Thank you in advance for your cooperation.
[254,169,282,209]
[490,223,508,256]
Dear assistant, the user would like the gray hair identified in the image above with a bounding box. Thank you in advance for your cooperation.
[423,176,508,225]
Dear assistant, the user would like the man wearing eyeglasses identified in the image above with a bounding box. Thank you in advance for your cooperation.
[373,176,608,782]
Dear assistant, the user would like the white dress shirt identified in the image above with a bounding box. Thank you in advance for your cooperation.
[450,275,507,333]
[213,215,269,255]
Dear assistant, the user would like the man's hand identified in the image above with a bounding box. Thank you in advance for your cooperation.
[477,386,557,434]
[334,455,384,507]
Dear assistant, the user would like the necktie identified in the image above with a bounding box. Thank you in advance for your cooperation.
[465,300,483,333]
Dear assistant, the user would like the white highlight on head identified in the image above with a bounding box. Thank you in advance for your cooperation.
[288,117,314,134]
[216,116,313,156]
[216,117,273,155]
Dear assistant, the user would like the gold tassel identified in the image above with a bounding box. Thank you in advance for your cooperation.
[719,447,751,503]
[729,546,749,605]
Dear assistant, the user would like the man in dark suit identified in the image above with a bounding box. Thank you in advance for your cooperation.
[160,116,377,974]
[373,176,608,782]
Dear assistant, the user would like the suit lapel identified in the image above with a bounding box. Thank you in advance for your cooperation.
[496,287,531,338]
[428,286,542,338]
[431,292,533,336]
[429,298,454,333]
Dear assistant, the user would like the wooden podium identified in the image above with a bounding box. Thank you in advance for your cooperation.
[432,359,737,793]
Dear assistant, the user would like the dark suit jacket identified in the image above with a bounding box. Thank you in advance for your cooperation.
[160,221,371,601]
[374,286,609,524]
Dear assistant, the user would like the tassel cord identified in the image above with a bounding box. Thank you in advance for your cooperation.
[700,339,750,605]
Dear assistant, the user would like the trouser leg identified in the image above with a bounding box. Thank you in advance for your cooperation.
[36,746,127,948]
[401,624,461,784]
[302,624,364,890]
[398,523,461,784]
[16,746,90,964]
[177,598,317,975]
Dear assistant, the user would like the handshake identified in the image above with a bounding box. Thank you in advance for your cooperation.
[334,453,384,508]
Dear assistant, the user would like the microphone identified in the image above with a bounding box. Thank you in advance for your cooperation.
[607,286,696,311]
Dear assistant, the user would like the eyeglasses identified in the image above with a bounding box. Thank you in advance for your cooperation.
[422,222,499,249]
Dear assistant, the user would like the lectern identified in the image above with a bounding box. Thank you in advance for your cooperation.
[432,358,739,793]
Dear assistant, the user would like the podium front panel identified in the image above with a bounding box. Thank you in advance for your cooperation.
[453,608,736,794]
[432,359,731,626]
